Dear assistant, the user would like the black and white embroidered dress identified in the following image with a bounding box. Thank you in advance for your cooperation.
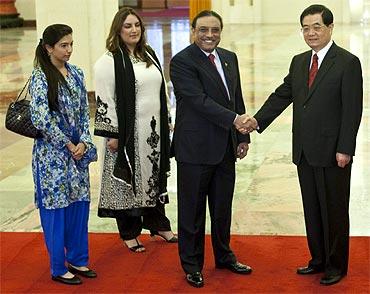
[94,51,169,216]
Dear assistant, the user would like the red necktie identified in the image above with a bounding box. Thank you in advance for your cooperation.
[308,54,318,88]
[208,53,217,67]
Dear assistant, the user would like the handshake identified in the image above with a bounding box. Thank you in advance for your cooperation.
[233,114,258,134]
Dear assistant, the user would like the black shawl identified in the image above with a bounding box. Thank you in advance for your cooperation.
[112,46,170,203]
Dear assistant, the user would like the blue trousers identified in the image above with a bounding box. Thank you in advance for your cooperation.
[39,201,90,277]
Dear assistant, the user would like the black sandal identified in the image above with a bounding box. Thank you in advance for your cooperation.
[125,238,145,253]
[150,230,178,243]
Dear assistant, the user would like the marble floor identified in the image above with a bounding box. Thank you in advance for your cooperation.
[0,19,369,237]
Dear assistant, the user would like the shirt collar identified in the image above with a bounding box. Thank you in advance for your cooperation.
[312,40,333,62]
[200,48,218,58]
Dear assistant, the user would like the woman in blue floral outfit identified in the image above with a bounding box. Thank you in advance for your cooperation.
[30,24,97,285]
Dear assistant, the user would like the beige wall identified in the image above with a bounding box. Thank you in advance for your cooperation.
[35,0,118,90]
[212,0,351,24]
[15,0,36,20]
[260,0,350,24]
[212,0,262,23]
[16,0,359,24]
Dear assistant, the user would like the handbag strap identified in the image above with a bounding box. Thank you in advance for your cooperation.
[15,77,31,102]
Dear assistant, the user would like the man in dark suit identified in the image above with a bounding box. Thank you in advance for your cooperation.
[170,10,252,288]
[243,4,363,286]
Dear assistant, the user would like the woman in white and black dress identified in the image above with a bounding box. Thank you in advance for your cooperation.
[94,7,177,252]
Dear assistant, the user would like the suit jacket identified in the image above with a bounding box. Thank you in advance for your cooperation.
[254,42,363,167]
[170,43,250,164]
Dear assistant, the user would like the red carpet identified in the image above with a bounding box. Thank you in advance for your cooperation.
[1,233,369,293]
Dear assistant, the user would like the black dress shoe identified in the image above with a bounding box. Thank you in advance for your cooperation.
[296,265,323,275]
[216,261,252,275]
[68,265,97,278]
[186,272,204,288]
[320,274,343,285]
[51,275,82,285]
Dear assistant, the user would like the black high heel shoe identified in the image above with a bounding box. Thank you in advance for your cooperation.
[150,231,178,243]
[124,238,146,253]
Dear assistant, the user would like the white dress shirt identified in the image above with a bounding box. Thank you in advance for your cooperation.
[311,40,333,69]
[201,49,230,99]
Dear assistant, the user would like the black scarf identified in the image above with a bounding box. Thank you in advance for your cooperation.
[112,47,170,199]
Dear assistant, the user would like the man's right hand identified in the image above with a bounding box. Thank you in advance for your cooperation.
[233,114,258,134]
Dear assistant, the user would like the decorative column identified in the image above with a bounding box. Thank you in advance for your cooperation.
[349,0,364,23]
[189,0,210,22]
[0,0,24,28]
[35,0,117,91]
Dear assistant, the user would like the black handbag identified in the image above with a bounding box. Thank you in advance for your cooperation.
[5,78,41,138]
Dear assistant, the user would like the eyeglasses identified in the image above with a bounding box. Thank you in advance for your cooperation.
[301,24,326,34]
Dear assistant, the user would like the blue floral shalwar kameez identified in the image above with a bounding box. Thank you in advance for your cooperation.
[30,63,97,277]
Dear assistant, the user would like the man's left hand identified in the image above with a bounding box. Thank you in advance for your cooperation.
[237,142,249,159]
[336,152,351,168]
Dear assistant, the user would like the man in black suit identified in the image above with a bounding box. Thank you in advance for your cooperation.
[243,4,363,286]
[170,10,252,288]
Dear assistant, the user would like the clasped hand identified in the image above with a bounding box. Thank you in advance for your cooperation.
[234,114,258,134]
[66,142,86,160]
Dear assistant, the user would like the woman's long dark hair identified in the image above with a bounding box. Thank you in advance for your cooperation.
[34,24,72,111]
[106,7,152,67]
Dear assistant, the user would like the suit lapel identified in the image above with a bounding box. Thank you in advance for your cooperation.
[189,44,230,101]
[301,52,311,97]
[304,43,336,103]
[217,49,234,102]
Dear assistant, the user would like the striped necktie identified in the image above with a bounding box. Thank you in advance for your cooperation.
[208,53,217,67]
